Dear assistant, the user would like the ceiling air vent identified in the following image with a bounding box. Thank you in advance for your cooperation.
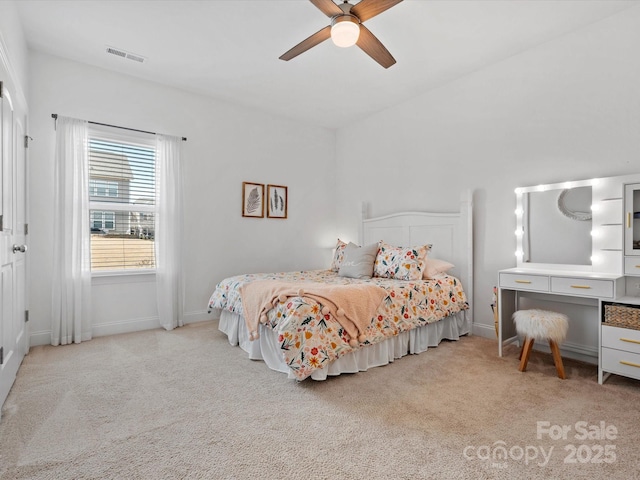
[125,53,145,63]
[106,46,146,64]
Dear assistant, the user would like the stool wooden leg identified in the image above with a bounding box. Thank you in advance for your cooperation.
[549,340,566,379]
[518,337,535,372]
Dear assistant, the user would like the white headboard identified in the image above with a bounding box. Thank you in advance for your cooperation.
[360,190,473,320]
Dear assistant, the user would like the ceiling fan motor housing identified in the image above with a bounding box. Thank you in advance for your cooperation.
[332,0,360,28]
[331,14,360,28]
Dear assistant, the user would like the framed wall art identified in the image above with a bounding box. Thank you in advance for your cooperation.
[242,182,264,218]
[267,184,288,219]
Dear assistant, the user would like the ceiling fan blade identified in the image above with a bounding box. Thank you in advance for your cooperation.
[356,24,396,68]
[279,25,332,61]
[309,0,343,17]
[351,0,403,23]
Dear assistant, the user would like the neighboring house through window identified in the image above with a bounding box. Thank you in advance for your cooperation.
[90,179,119,198]
[89,126,156,272]
[91,211,115,230]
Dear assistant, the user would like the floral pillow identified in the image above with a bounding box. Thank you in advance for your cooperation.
[331,239,349,272]
[373,241,431,281]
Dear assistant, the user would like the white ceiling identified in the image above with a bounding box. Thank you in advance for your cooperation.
[14,0,640,129]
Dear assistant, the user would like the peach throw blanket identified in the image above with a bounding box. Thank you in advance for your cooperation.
[240,280,388,346]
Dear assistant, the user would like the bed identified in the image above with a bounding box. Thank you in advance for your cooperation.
[208,191,473,381]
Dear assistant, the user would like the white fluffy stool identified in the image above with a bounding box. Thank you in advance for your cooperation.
[512,309,569,379]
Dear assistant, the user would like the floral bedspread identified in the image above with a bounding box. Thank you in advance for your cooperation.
[208,270,468,381]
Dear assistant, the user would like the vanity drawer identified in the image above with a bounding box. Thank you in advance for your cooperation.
[499,273,549,292]
[624,257,640,276]
[601,347,640,381]
[602,325,640,354]
[550,277,613,298]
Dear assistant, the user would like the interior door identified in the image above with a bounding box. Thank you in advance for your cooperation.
[0,76,29,414]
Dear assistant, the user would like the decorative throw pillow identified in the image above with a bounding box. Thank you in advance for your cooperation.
[338,242,379,279]
[330,239,349,272]
[422,257,455,279]
[373,241,431,281]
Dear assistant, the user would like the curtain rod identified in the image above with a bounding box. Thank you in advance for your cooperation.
[51,114,187,141]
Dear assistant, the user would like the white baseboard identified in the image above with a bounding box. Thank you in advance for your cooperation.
[469,322,597,364]
[30,319,160,347]
[29,330,53,347]
[472,322,498,339]
[184,310,217,324]
[30,309,220,347]
[29,315,504,349]
[530,340,598,365]
[92,316,160,338]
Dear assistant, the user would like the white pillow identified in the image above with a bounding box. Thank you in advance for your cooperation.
[422,258,455,279]
[339,243,379,279]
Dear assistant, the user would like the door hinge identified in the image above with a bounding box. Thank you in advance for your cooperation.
[0,81,3,98]
[25,310,29,323]
[0,214,3,232]
[24,223,28,235]
[24,135,32,148]
[0,347,3,365]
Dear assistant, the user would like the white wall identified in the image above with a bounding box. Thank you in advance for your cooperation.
[334,7,640,337]
[14,4,640,344]
[0,1,28,100]
[27,51,336,345]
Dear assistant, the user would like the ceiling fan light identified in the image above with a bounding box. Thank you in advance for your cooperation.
[331,16,360,48]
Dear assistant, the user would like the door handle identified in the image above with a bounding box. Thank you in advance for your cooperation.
[12,244,27,254]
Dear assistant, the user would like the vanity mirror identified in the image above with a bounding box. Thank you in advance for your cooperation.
[515,180,594,268]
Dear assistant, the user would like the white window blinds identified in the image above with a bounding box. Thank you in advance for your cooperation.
[88,128,156,271]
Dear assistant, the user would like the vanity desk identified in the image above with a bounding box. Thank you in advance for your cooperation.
[498,267,624,363]
[498,173,640,384]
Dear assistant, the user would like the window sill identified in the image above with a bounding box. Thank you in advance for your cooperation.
[91,269,156,285]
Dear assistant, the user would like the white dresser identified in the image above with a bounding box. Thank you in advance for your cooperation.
[600,297,640,384]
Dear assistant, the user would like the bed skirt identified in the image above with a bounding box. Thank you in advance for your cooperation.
[218,309,471,381]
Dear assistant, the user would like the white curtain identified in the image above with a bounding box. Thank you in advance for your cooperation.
[51,116,92,345]
[155,135,184,330]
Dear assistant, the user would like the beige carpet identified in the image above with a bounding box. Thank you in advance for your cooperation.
[1,321,639,480]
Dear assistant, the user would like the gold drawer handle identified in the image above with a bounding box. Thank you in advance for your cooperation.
[515,280,532,284]
[620,360,640,369]
[620,337,640,345]
[570,285,592,289]
[628,212,631,228]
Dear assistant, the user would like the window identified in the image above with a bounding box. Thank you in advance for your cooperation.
[91,210,115,231]
[88,127,156,272]
[90,180,118,198]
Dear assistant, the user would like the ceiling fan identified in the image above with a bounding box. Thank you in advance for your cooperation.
[279,0,403,69]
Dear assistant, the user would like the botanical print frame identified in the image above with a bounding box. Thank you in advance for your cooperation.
[267,184,288,219]
[242,182,264,218]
